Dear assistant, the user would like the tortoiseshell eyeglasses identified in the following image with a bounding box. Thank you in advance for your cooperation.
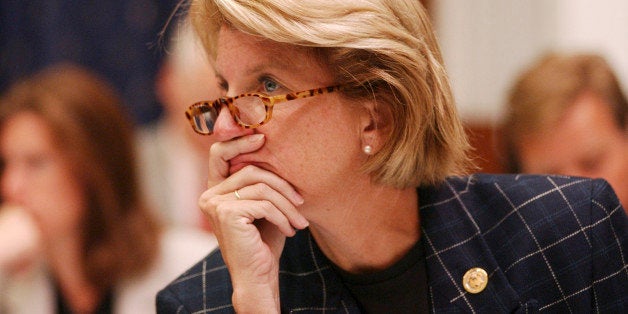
[185,85,345,135]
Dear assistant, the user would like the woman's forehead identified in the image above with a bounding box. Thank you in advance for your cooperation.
[214,27,333,86]
[1,112,56,155]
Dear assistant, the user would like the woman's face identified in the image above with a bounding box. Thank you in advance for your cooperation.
[0,112,86,241]
[518,92,628,207]
[211,27,371,212]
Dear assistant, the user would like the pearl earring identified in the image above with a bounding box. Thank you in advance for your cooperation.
[363,145,373,155]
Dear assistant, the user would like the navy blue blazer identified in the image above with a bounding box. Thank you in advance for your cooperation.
[157,174,628,313]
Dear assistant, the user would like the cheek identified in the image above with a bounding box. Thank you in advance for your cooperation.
[268,103,362,189]
[519,141,557,173]
[28,168,86,237]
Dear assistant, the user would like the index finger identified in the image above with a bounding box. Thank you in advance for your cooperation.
[207,134,265,185]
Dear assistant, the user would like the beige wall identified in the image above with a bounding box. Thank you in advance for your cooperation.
[434,0,628,124]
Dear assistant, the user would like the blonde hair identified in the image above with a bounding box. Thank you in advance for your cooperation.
[189,0,471,187]
[503,52,628,171]
[0,63,161,290]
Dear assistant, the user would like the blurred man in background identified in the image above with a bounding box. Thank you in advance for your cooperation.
[502,52,627,208]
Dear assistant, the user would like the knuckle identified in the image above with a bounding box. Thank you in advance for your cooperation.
[208,142,222,155]
[198,193,211,209]
[214,203,230,219]
[198,193,221,214]
[258,199,274,211]
[250,183,268,198]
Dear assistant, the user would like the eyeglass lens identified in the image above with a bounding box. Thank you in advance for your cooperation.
[191,96,267,134]
[234,96,267,125]
[192,106,218,134]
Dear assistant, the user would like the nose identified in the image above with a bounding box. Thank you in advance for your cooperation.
[211,105,254,141]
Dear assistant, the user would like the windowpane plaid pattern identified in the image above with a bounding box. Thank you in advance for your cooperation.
[157,174,627,313]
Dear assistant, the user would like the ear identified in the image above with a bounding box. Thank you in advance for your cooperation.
[155,62,175,107]
[359,99,391,154]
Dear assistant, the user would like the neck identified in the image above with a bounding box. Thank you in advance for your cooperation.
[307,183,420,274]
[47,234,102,313]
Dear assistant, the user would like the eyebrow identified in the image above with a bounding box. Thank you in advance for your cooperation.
[215,53,303,93]
[218,41,320,78]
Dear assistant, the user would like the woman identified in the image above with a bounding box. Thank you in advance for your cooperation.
[0,63,216,313]
[157,0,627,312]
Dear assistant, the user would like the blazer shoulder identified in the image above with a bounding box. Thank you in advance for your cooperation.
[422,174,623,234]
[439,173,615,206]
[448,173,600,189]
[156,249,234,313]
[475,173,620,207]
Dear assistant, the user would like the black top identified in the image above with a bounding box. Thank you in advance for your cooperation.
[334,239,429,313]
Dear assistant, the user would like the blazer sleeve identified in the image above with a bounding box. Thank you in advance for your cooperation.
[156,287,189,314]
[588,179,628,311]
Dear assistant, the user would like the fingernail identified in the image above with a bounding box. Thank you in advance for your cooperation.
[295,217,309,230]
[248,134,265,142]
[293,192,304,205]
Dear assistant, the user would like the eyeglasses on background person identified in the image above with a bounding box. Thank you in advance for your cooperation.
[185,84,345,135]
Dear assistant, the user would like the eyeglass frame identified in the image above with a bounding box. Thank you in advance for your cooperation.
[185,84,346,135]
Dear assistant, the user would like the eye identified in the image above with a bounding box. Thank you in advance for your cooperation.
[261,77,280,93]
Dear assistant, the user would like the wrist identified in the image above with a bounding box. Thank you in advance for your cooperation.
[232,281,280,313]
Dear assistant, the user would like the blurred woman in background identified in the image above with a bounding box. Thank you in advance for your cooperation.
[0,63,216,313]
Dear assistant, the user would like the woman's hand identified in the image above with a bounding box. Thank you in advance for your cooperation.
[0,205,41,275]
[199,133,308,313]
